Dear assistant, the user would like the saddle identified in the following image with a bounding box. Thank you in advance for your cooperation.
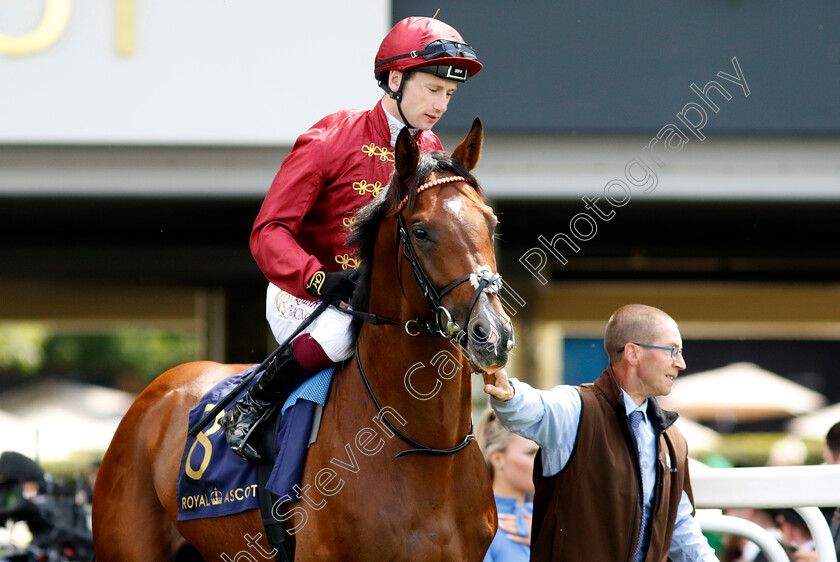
[178,366,334,560]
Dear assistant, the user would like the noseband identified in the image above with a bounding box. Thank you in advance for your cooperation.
[348,175,504,346]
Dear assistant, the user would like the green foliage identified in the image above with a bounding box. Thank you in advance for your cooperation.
[0,323,48,374]
[712,432,824,467]
[42,329,197,382]
[0,322,198,388]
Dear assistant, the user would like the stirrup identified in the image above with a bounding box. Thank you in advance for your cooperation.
[222,393,272,462]
[224,345,306,461]
[230,430,262,462]
[229,404,278,462]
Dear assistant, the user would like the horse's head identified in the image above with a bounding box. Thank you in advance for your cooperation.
[380,118,514,373]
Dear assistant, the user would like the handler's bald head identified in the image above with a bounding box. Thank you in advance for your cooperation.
[604,304,675,364]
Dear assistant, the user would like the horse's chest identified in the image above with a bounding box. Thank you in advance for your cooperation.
[300,508,494,562]
[296,456,494,560]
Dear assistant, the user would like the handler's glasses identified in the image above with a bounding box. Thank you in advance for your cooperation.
[620,343,684,360]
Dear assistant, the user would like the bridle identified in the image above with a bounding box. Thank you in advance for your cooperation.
[394,174,502,344]
[352,173,504,458]
[395,212,502,344]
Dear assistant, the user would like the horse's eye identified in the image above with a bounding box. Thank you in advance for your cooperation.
[412,227,429,241]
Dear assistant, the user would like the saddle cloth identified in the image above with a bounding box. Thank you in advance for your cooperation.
[176,364,334,521]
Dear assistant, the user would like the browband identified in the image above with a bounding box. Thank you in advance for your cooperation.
[396,175,469,213]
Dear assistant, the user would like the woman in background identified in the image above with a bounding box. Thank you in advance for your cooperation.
[477,408,538,561]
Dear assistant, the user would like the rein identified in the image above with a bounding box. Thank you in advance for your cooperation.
[355,340,474,458]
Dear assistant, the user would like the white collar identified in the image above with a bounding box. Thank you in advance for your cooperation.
[382,101,417,147]
[622,390,648,421]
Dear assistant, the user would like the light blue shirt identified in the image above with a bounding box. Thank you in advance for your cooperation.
[483,495,532,562]
[491,378,717,562]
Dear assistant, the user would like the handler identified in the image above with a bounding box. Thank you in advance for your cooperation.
[483,304,718,561]
[221,16,483,462]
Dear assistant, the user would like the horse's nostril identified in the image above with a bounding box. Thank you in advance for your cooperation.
[472,323,488,341]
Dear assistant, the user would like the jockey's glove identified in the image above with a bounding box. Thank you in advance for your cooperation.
[306,269,359,306]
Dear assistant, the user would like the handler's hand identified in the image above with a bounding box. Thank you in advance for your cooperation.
[483,368,514,401]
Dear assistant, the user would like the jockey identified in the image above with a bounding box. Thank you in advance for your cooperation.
[221,16,484,462]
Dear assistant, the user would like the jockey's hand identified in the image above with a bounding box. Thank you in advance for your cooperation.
[306,269,359,306]
[483,368,514,402]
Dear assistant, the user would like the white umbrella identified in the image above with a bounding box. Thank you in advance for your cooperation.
[0,409,39,459]
[659,362,826,423]
[786,401,840,442]
[0,379,136,462]
[674,416,721,453]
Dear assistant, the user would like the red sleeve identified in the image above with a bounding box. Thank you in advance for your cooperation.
[250,126,326,299]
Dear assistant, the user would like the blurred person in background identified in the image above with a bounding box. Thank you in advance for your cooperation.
[0,450,94,560]
[823,420,840,555]
[725,421,840,562]
[785,419,840,562]
[801,419,840,562]
[721,508,781,562]
[477,408,538,561]
[0,451,47,538]
[775,509,814,561]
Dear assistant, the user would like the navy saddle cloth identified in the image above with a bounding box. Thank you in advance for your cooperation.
[176,364,334,521]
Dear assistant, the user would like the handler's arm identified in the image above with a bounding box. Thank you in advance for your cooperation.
[483,368,582,477]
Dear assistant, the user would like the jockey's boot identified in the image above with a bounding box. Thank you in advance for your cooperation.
[221,344,307,462]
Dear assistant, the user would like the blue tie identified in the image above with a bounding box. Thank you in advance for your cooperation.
[629,410,647,562]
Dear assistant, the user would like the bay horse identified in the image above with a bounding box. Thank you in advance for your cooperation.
[92,119,514,560]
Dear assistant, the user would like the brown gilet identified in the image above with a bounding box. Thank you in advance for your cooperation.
[530,368,694,562]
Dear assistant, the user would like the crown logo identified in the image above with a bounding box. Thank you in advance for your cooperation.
[210,489,223,506]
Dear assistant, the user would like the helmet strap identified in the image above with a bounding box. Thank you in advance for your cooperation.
[396,101,415,132]
[394,72,416,131]
[379,71,416,131]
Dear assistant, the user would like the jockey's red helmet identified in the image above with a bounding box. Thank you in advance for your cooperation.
[374,17,483,85]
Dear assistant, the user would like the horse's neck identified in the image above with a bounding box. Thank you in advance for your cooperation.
[356,323,474,447]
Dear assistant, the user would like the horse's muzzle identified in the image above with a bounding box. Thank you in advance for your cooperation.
[463,294,514,373]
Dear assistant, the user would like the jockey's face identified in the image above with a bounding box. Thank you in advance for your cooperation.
[388,71,458,131]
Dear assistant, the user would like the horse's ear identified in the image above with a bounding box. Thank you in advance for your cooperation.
[394,127,420,180]
[451,117,483,171]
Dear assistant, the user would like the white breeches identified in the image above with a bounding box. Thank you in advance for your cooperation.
[265,283,355,362]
